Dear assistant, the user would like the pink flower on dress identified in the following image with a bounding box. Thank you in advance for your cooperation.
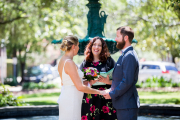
[99,87,105,90]
[113,110,116,113]
[86,97,90,104]
[81,115,88,120]
[90,105,96,113]
[93,62,99,66]
[93,117,95,120]
[102,106,110,113]
[94,94,97,97]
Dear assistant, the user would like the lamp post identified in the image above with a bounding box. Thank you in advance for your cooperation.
[0,39,7,85]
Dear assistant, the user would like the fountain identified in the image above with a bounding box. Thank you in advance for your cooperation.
[51,0,137,55]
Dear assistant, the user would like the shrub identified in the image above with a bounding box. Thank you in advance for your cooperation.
[22,82,57,90]
[136,81,142,88]
[0,84,27,107]
[172,83,180,87]
[138,76,177,88]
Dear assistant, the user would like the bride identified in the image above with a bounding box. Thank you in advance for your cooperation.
[57,35,104,120]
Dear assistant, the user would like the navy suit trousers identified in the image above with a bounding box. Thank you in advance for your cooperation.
[116,108,138,120]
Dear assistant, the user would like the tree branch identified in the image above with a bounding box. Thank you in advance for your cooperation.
[155,22,180,28]
[0,16,29,25]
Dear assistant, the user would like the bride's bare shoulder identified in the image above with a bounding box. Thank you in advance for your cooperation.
[58,57,75,68]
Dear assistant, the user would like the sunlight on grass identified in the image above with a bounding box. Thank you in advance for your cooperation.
[19,91,180,105]
[21,93,60,105]
[138,91,180,104]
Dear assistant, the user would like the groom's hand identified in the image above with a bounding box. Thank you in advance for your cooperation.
[103,90,111,99]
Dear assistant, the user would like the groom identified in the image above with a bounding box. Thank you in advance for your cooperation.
[103,26,140,120]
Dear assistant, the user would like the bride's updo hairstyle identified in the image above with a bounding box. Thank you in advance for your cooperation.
[60,35,79,52]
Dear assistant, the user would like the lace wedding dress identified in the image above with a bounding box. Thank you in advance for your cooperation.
[57,59,84,120]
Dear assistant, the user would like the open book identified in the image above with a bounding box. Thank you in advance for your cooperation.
[100,68,114,80]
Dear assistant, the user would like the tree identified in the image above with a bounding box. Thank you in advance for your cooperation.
[166,0,180,19]
[0,0,87,83]
[101,0,180,63]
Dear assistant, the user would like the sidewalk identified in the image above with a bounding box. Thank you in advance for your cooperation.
[8,86,22,92]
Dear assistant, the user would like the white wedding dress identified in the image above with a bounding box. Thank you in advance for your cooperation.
[57,59,84,120]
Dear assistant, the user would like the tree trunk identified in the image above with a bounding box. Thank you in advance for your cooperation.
[20,61,25,84]
[19,49,27,84]
[172,56,175,63]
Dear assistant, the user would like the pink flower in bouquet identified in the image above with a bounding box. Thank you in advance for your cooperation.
[90,105,95,113]
[91,69,94,73]
[81,115,88,120]
[86,72,91,75]
[113,110,116,113]
[86,97,90,104]
[102,106,110,113]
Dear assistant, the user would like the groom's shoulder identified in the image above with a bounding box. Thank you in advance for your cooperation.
[124,50,134,57]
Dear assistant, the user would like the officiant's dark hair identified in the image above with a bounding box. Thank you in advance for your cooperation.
[84,37,110,63]
[117,26,134,43]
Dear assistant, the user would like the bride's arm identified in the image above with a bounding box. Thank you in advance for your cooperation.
[65,60,103,95]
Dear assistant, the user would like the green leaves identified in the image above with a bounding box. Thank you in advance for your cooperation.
[136,76,180,88]
[0,84,26,107]
[22,82,57,90]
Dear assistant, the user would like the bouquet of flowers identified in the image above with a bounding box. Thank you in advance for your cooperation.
[82,67,100,99]
[82,67,100,82]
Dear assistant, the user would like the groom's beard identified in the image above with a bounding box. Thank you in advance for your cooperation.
[116,38,125,50]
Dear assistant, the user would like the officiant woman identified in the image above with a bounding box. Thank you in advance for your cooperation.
[80,37,117,120]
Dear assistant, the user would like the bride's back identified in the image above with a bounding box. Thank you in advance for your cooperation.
[58,57,75,86]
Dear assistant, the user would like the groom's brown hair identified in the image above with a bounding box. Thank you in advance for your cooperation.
[117,26,134,43]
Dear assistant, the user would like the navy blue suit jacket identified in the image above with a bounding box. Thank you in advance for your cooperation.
[109,46,140,109]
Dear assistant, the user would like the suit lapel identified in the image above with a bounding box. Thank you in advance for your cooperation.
[112,54,123,77]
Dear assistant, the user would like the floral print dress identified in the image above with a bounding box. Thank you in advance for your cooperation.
[80,57,117,120]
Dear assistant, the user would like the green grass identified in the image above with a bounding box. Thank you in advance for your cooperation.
[20,93,60,105]
[19,91,180,105]
[139,91,180,104]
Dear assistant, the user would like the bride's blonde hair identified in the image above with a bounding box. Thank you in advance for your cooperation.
[60,35,78,52]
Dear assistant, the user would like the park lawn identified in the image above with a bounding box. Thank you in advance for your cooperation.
[20,92,59,105]
[139,91,180,104]
[20,91,180,105]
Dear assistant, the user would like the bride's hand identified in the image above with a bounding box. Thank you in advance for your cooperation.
[83,81,89,86]
[89,80,97,86]
[99,90,106,95]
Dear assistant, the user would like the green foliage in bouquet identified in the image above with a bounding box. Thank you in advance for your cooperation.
[82,67,100,82]
[0,84,27,107]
